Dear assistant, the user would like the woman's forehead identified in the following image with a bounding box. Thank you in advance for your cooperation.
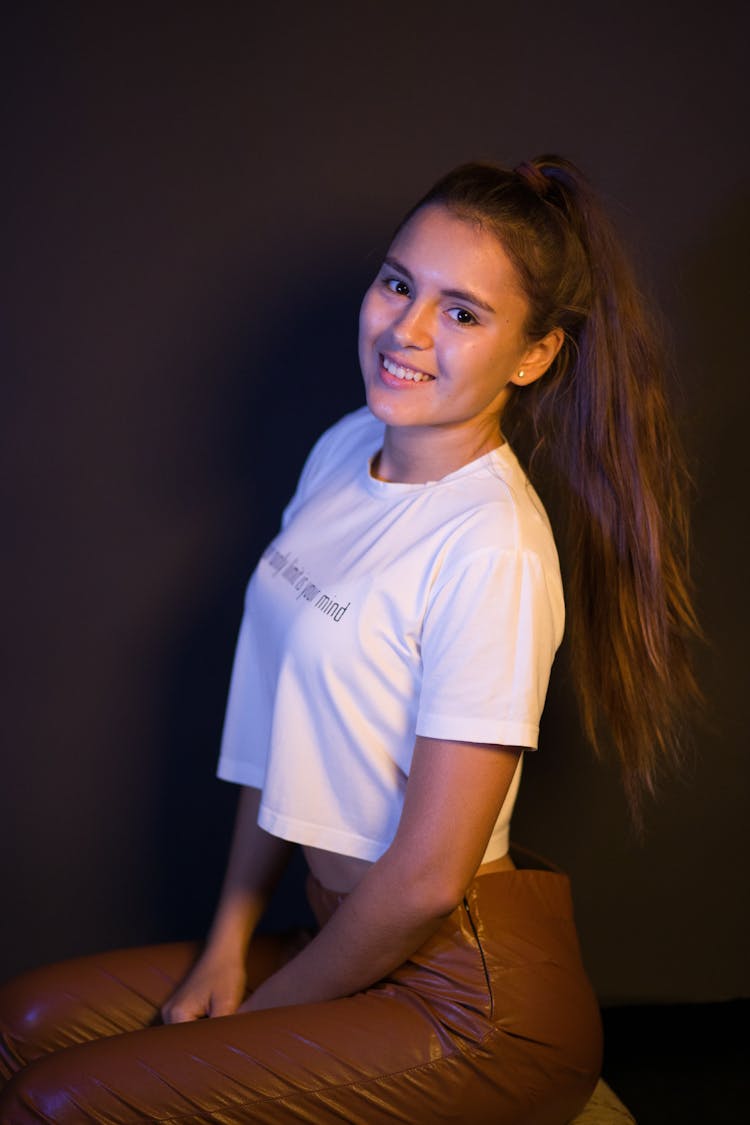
[388,204,524,302]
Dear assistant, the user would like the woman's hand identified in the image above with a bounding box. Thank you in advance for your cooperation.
[161,948,247,1024]
[160,786,294,1024]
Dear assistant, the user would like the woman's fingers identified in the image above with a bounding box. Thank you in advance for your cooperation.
[161,958,247,1024]
[161,989,209,1024]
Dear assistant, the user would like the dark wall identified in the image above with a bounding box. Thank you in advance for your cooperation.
[2,1,748,1002]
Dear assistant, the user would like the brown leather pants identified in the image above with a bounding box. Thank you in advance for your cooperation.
[0,849,602,1124]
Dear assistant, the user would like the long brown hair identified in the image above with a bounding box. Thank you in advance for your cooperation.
[408,156,702,825]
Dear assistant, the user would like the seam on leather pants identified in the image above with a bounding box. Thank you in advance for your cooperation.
[11,1021,582,1125]
[136,1042,473,1125]
[130,938,500,1124]
[6,1002,485,1124]
[462,896,494,1021]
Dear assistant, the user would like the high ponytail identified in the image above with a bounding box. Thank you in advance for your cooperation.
[410,156,703,825]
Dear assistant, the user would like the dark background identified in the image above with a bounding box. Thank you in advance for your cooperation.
[2,0,748,1022]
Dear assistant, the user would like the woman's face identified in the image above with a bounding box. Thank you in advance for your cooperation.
[358,204,533,437]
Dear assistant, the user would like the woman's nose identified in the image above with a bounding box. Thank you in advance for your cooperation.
[392,301,433,349]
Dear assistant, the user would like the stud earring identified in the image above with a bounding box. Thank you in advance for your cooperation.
[517,370,525,379]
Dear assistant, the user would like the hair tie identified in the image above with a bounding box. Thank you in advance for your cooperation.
[514,161,550,199]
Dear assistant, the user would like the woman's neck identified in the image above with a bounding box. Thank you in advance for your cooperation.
[373,421,504,484]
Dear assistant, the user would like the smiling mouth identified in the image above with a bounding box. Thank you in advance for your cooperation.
[381,355,435,383]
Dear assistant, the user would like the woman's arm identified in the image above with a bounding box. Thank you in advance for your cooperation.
[203,786,293,956]
[243,736,521,1012]
[162,785,293,1022]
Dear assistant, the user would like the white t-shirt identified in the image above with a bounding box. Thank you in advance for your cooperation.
[217,407,564,863]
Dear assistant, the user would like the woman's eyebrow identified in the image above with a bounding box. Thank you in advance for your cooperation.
[383,255,496,314]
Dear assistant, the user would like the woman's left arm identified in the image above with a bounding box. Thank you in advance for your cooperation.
[242,736,521,1011]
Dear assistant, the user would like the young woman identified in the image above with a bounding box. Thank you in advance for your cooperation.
[0,157,700,1123]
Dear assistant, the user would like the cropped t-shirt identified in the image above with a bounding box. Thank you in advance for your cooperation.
[217,406,564,863]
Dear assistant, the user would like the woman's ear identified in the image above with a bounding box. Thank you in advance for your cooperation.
[508,327,565,387]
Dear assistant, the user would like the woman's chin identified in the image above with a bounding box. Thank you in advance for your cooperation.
[365,384,423,427]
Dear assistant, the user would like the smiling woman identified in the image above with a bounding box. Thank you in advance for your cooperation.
[0,157,701,1124]
[359,204,564,482]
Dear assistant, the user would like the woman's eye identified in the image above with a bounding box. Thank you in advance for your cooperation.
[384,277,410,297]
[448,307,478,326]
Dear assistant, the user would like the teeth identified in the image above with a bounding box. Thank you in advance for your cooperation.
[382,356,433,383]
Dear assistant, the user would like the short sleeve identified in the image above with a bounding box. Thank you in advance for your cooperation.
[415,547,563,749]
[280,409,376,529]
[280,430,330,529]
[216,612,269,788]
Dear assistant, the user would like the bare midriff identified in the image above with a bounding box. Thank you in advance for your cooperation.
[303,844,515,895]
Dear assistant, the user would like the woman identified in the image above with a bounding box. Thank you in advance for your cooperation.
[0,157,701,1123]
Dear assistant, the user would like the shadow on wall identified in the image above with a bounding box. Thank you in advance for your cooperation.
[143,261,370,943]
[516,188,750,1004]
[680,189,750,623]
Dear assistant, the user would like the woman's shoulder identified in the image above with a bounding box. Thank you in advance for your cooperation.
[306,406,382,467]
[420,446,561,600]
[289,406,381,507]
[442,445,556,552]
